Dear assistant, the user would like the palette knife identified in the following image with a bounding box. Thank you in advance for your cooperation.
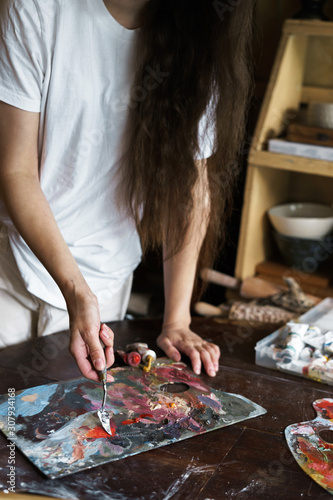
[97,364,112,435]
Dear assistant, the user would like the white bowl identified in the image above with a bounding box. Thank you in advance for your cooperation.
[267,203,333,239]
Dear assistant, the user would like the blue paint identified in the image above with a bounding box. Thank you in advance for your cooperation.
[16,385,58,417]
[198,394,222,411]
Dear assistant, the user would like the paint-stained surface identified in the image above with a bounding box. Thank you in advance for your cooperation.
[0,359,265,479]
[285,399,333,495]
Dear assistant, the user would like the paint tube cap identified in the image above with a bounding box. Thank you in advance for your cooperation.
[307,326,322,335]
[299,346,314,362]
[142,349,157,363]
[286,322,309,336]
[127,351,141,367]
[280,347,295,364]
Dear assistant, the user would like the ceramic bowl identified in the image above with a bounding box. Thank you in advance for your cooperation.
[272,231,333,271]
[267,203,333,239]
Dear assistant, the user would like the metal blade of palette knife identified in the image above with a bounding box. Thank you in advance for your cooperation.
[97,366,112,435]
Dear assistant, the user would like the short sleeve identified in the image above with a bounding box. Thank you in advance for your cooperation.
[0,0,45,112]
[195,94,217,160]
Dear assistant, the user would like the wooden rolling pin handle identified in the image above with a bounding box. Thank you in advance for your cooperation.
[194,302,225,317]
[200,268,240,289]
[240,276,280,299]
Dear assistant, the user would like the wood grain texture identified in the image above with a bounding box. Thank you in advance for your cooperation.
[236,20,333,280]
[0,318,332,499]
[255,261,330,288]
[287,123,333,147]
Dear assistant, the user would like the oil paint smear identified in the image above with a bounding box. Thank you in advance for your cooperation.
[0,358,265,479]
[285,398,333,495]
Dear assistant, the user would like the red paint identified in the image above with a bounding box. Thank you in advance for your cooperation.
[298,436,333,485]
[86,426,115,438]
[298,437,325,464]
[127,352,141,367]
[121,413,153,425]
[117,349,141,367]
[315,399,333,420]
[122,418,140,425]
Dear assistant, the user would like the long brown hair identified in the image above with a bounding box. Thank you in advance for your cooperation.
[118,0,254,293]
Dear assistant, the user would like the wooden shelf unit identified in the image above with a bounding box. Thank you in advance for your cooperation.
[248,150,333,176]
[235,20,333,280]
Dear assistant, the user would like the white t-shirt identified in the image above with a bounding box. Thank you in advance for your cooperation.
[0,0,215,309]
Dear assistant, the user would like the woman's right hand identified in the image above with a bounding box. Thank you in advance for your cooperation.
[0,101,115,381]
[0,102,115,382]
[67,284,115,382]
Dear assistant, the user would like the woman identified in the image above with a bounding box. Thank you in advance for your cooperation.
[0,0,253,381]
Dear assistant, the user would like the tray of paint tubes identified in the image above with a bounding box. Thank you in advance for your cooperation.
[255,297,333,386]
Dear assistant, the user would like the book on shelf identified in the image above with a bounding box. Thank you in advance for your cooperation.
[287,123,333,147]
[268,138,333,161]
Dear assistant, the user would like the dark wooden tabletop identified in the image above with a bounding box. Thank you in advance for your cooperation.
[0,317,332,500]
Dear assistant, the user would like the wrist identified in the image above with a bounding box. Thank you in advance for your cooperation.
[62,276,96,308]
[162,316,191,331]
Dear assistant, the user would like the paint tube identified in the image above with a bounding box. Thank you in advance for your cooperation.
[299,346,314,362]
[323,330,333,355]
[305,358,333,384]
[126,343,157,372]
[262,343,283,362]
[126,342,156,363]
[303,326,324,350]
[307,326,321,335]
[313,349,328,362]
[280,323,308,364]
[326,358,333,369]
[116,349,141,367]
[268,343,284,361]
[277,360,308,375]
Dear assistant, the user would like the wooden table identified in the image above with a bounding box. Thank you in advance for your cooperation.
[0,317,332,500]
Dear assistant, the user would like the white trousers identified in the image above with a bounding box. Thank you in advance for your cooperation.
[0,224,132,348]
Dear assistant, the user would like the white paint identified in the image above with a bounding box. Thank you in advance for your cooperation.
[163,464,216,500]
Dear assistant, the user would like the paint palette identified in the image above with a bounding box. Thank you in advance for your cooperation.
[285,399,333,495]
[0,359,266,479]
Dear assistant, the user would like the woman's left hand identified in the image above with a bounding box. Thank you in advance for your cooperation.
[156,323,220,377]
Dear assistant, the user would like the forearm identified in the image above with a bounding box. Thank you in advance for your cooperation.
[159,160,220,376]
[0,102,90,303]
[0,172,90,303]
[163,238,203,327]
[0,102,112,381]
[163,160,210,326]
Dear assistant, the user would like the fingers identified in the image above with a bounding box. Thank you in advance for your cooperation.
[199,347,216,377]
[66,288,116,381]
[176,340,220,377]
[157,336,181,362]
[202,343,220,376]
[100,323,113,345]
[204,343,220,373]
[183,346,201,375]
[70,322,116,382]
[86,330,107,372]
[100,323,115,369]
[69,334,100,382]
